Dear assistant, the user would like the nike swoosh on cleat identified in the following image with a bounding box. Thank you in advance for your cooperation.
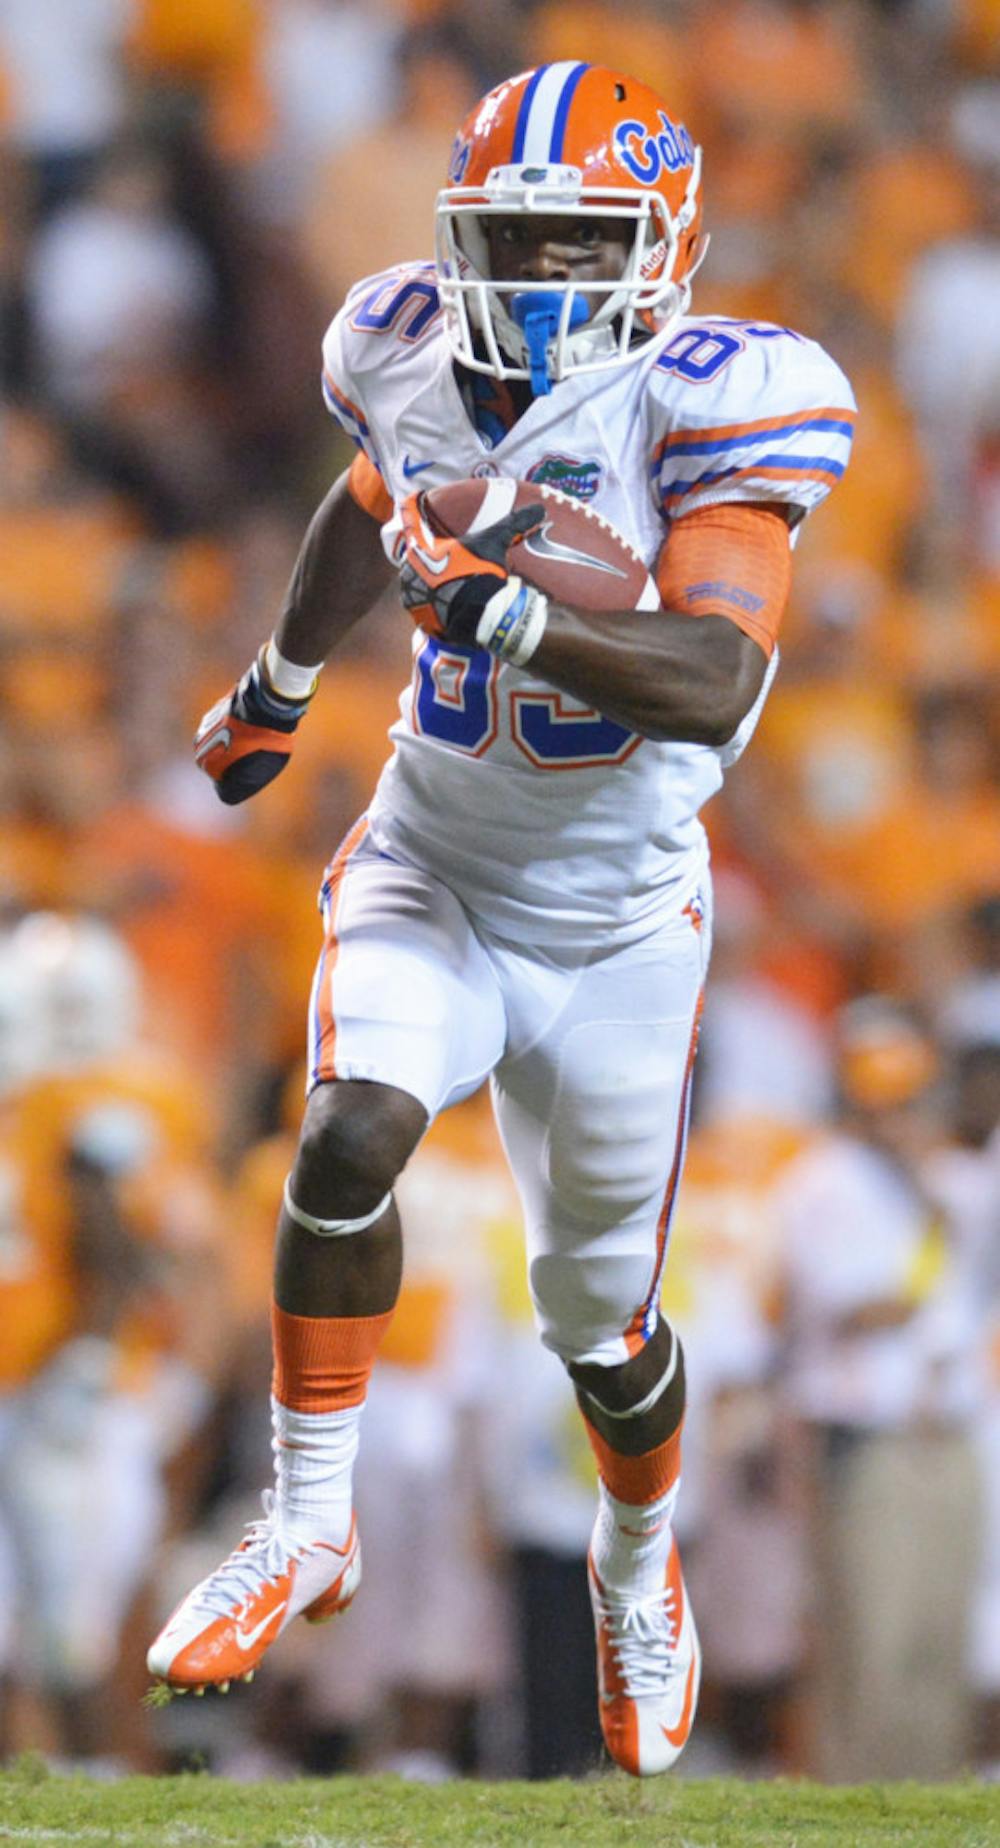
[402,454,435,478]
[659,1654,697,1749]
[235,1601,287,1651]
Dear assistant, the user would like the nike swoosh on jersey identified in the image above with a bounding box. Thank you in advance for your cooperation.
[522,525,629,579]
[402,454,435,478]
[235,1601,288,1651]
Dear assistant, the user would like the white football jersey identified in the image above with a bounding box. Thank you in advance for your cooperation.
[321,262,856,945]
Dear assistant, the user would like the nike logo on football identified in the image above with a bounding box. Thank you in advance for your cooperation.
[522,523,628,578]
[235,1602,287,1651]
[402,454,435,478]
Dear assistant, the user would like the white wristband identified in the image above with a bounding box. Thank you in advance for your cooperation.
[264,638,323,700]
[476,577,548,667]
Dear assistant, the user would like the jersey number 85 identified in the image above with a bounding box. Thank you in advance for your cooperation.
[413,638,640,769]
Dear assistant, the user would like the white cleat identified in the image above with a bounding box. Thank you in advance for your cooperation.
[147,1491,360,1692]
[589,1535,701,1777]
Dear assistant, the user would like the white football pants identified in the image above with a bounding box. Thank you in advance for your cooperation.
[307,828,710,1368]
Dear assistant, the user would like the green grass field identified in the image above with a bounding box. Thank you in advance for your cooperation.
[1,1762,997,1848]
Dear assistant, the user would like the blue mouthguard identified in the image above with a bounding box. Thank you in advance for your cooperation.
[510,291,589,396]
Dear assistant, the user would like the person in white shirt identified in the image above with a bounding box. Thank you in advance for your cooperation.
[774,998,983,1781]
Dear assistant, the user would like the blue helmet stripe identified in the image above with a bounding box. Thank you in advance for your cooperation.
[548,62,589,160]
[512,66,549,162]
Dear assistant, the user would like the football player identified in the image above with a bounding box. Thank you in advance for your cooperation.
[148,63,855,1776]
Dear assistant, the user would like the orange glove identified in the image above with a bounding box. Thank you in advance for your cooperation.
[398,490,545,646]
[194,648,315,805]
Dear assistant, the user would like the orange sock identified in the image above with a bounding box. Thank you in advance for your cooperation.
[582,1411,683,1505]
[271,1303,394,1413]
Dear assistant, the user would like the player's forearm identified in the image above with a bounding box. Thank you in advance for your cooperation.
[531,606,768,745]
[273,470,396,667]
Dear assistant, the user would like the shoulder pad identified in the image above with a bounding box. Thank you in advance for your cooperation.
[321,263,443,465]
[647,318,856,520]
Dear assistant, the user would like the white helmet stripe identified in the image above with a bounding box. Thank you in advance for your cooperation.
[513,61,587,165]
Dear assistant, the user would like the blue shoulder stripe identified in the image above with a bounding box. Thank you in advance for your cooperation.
[660,417,855,461]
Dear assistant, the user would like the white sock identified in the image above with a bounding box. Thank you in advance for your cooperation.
[591,1475,681,1594]
[270,1394,361,1547]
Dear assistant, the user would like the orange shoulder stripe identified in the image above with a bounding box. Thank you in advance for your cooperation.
[652,403,856,465]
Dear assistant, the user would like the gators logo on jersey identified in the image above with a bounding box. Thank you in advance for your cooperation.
[526,454,603,500]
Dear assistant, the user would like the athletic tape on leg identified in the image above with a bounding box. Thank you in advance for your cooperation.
[282,1176,392,1237]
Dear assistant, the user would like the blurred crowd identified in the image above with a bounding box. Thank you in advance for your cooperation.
[0,0,999,1787]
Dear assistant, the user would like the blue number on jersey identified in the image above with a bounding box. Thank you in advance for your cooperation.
[414,640,640,767]
[351,274,441,343]
[657,320,804,385]
[657,327,745,383]
[511,693,638,768]
[413,639,498,755]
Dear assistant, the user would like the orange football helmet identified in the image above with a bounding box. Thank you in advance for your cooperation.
[436,62,707,391]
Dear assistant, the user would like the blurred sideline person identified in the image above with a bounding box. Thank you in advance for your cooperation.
[773,1000,984,1782]
[148,62,853,1776]
[0,914,224,1767]
[925,1036,1000,1775]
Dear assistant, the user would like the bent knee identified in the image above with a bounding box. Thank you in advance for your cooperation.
[293,1079,427,1217]
[528,1248,650,1365]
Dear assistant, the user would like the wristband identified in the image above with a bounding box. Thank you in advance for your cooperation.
[475,576,548,667]
[264,638,323,701]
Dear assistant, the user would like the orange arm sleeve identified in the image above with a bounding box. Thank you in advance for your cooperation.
[655,502,792,659]
[346,452,394,524]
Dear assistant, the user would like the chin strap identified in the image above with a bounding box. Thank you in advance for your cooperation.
[510,290,589,395]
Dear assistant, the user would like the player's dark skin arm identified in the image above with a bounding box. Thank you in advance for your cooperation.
[272,468,396,665]
[272,471,767,745]
[531,602,768,745]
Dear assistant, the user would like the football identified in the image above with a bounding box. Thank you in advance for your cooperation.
[420,476,660,613]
